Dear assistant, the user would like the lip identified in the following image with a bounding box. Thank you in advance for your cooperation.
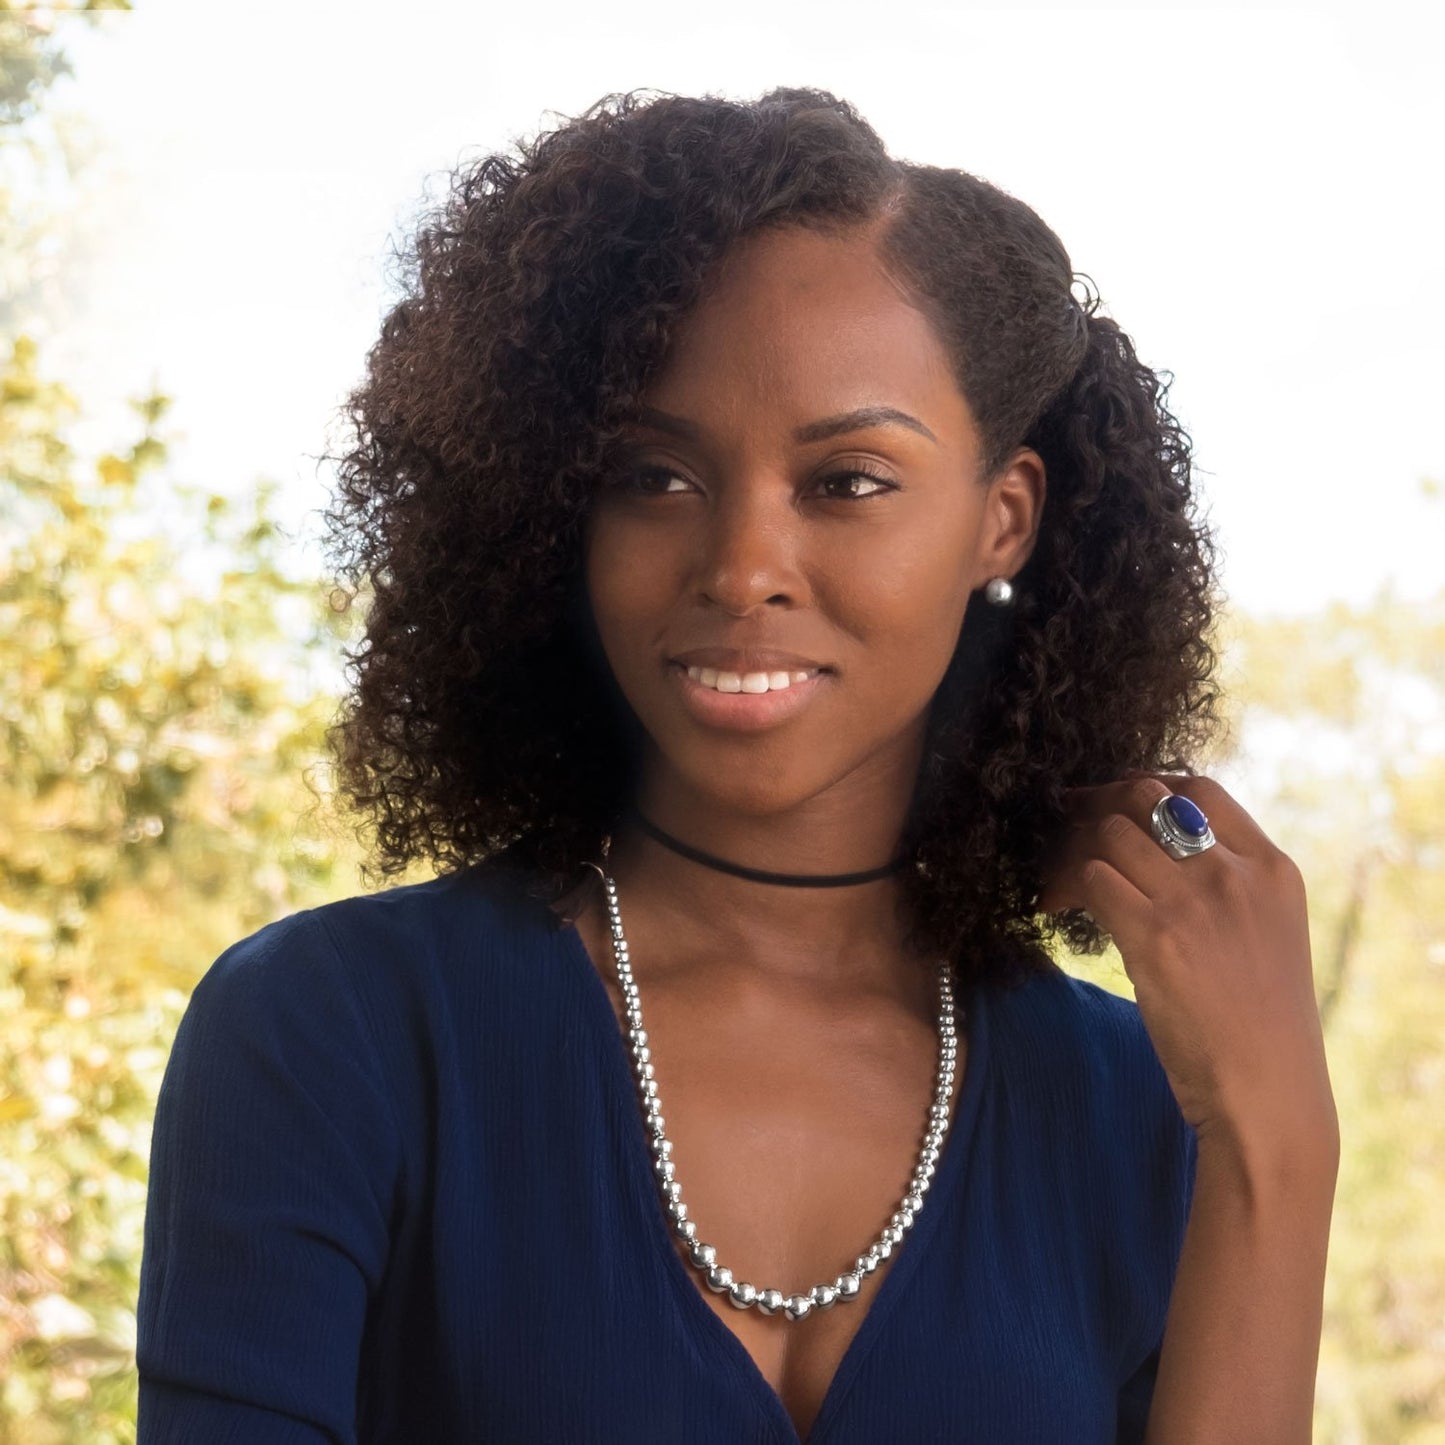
[667,662,830,733]
[670,647,833,674]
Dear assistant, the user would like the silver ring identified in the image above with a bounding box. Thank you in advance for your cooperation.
[1150,794,1216,859]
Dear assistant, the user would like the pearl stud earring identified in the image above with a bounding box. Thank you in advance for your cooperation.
[983,577,1014,606]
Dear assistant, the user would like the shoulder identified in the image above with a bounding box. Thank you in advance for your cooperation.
[984,964,1195,1179]
[984,964,1196,1362]
[986,963,1164,1090]
[204,864,559,989]
[188,865,570,1058]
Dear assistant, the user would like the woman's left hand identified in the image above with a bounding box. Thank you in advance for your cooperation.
[1036,772,1339,1159]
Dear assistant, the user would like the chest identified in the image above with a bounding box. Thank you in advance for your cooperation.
[369,915,1149,1444]
[589,948,966,1441]
[668,1058,967,1440]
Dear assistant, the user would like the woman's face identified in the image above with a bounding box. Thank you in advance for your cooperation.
[584,222,1043,817]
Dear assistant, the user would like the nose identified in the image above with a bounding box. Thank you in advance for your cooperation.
[694,478,801,616]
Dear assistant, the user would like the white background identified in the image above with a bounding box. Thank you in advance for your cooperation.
[44,0,1445,618]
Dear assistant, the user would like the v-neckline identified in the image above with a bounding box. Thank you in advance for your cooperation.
[550,908,990,1444]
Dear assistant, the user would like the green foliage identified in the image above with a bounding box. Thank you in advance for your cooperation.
[0,331,362,1441]
[0,4,132,130]
[1221,591,1445,1440]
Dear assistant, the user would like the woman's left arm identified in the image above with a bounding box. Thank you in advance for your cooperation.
[1143,1106,1338,1445]
[1039,772,1340,1445]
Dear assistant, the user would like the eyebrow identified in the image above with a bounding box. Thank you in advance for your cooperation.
[633,404,938,447]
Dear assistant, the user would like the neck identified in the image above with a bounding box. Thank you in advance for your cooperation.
[626,807,910,886]
[604,759,928,1001]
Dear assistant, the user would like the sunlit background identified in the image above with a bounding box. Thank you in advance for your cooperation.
[2,2,1441,1439]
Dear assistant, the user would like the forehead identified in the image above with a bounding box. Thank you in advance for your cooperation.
[640,224,965,430]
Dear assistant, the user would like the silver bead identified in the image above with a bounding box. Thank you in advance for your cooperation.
[601,875,963,1327]
[984,575,1014,605]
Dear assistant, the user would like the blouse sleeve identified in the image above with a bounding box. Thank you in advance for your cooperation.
[136,911,403,1444]
[1113,1071,1199,1445]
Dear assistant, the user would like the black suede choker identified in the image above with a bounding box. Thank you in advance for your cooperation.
[626,809,911,888]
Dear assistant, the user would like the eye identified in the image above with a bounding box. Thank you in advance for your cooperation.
[610,464,695,495]
[814,463,898,501]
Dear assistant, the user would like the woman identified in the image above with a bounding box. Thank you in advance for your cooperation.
[136,87,1339,1443]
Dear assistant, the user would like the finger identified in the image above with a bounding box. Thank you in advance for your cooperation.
[1062,773,1174,830]
[1073,856,1155,965]
[1042,800,1199,914]
[1068,774,1250,865]
[1043,775,1169,909]
[1042,776,1228,914]
[1087,806,1197,907]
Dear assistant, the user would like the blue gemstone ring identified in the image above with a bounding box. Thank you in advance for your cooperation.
[1150,794,1217,860]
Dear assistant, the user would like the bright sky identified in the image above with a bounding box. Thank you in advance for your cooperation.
[46,0,1444,619]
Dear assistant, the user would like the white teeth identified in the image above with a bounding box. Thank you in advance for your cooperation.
[684,665,819,694]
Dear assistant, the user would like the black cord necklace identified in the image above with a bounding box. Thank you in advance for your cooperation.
[625,808,912,888]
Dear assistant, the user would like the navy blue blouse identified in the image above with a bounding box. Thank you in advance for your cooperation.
[136,866,1196,1443]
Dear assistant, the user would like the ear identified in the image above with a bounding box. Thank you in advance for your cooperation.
[976,446,1045,584]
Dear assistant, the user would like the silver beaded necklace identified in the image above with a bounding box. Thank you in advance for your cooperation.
[599,865,960,1324]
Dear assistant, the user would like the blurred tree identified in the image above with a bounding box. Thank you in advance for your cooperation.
[0,337,360,1440]
[1,2,129,336]
[1216,583,1445,1441]
[0,6,363,1440]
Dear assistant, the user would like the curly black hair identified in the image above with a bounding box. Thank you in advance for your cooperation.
[324,85,1226,989]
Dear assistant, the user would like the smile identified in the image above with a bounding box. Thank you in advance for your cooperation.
[667,663,830,733]
[683,665,821,694]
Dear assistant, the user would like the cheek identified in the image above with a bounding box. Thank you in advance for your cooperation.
[584,522,667,672]
[833,529,973,665]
